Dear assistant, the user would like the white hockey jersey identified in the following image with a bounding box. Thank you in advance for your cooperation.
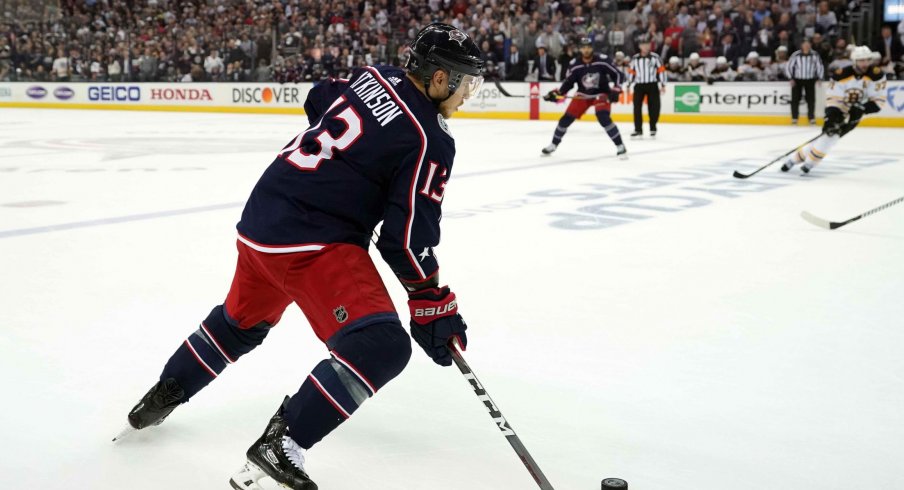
[826,65,887,112]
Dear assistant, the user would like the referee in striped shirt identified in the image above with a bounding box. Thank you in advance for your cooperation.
[628,41,667,138]
[786,40,824,125]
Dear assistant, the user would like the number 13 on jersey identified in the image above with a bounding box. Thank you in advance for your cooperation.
[279,96,364,171]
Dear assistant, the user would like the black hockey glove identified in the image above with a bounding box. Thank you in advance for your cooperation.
[544,89,561,102]
[844,104,866,136]
[823,107,846,136]
[408,287,467,367]
[863,101,881,114]
[608,86,623,103]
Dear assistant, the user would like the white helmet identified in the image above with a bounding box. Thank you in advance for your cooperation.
[716,56,728,65]
[689,52,700,61]
[615,50,625,59]
[746,51,759,60]
[850,45,872,61]
[669,56,680,65]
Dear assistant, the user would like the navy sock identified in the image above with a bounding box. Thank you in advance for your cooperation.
[160,305,270,400]
[596,111,623,146]
[284,321,411,448]
[552,113,576,145]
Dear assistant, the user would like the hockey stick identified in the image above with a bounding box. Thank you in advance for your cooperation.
[732,134,821,179]
[801,194,904,230]
[370,229,554,487]
[493,79,526,98]
[492,79,601,101]
[449,340,556,490]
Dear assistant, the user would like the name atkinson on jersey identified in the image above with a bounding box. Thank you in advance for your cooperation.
[349,71,405,126]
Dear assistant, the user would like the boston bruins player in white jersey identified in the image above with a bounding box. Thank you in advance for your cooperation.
[782,46,887,173]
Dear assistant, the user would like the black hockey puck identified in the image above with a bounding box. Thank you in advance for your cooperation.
[601,478,628,489]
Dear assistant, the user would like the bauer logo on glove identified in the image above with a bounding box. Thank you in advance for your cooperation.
[407,287,467,366]
[412,298,457,321]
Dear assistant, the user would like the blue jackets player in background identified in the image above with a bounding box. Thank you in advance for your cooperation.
[118,24,484,490]
[541,37,627,159]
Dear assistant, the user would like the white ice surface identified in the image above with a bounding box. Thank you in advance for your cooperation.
[1,109,903,490]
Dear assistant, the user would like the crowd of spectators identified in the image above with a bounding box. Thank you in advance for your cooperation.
[1,0,902,84]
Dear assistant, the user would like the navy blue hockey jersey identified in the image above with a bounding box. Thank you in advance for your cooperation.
[559,55,625,97]
[236,65,455,286]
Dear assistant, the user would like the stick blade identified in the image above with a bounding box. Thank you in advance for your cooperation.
[800,211,832,230]
[732,170,750,179]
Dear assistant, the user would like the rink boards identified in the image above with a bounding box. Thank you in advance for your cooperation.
[1,80,903,126]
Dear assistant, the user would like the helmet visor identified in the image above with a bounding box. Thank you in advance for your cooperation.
[459,73,484,99]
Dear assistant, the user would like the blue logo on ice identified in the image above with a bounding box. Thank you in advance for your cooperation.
[888,86,904,112]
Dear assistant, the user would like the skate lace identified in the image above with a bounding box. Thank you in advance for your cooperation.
[281,435,306,472]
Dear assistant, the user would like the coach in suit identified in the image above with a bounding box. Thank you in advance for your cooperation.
[531,45,557,81]
[505,44,528,81]
[874,25,904,67]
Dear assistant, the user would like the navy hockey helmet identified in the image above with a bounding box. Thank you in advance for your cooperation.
[579,36,593,47]
[406,23,485,102]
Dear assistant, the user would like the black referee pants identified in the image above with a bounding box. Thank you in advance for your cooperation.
[791,79,816,121]
[633,83,660,133]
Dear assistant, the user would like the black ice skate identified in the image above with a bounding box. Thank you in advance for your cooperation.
[230,398,317,490]
[630,131,643,139]
[780,158,796,172]
[114,378,185,441]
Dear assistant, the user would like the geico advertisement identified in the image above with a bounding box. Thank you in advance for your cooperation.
[88,85,142,102]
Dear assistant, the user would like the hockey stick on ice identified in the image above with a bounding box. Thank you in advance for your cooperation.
[370,230,555,488]
[449,340,556,490]
[801,194,904,230]
[732,134,822,179]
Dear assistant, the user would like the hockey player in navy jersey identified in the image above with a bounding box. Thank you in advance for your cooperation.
[119,24,483,490]
[541,37,627,159]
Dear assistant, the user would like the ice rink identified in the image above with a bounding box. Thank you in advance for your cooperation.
[2,108,903,490]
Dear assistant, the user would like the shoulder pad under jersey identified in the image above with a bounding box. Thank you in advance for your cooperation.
[868,66,885,81]
[831,66,854,81]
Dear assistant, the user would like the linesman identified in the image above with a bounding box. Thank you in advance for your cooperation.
[786,40,825,125]
[627,40,667,138]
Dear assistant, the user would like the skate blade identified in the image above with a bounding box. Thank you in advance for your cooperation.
[230,461,271,490]
[230,461,304,490]
[112,424,136,442]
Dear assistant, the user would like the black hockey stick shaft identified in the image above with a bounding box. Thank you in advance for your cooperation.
[449,341,555,490]
[806,194,904,229]
[732,134,821,179]
[854,195,904,220]
[493,78,526,98]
